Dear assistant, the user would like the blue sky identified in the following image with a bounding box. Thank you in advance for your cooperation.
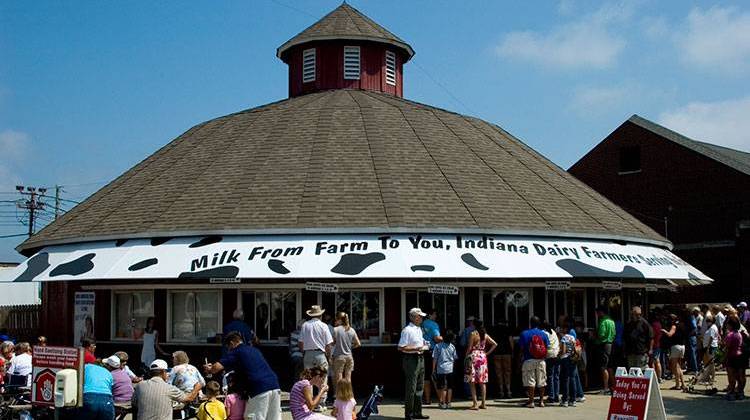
[1,0,749,261]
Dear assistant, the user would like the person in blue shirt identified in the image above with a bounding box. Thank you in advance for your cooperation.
[80,362,115,419]
[206,331,282,420]
[518,316,550,408]
[223,309,258,353]
[432,331,458,409]
[421,308,442,405]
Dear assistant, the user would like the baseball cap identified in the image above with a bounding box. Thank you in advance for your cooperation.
[409,307,427,317]
[692,306,700,312]
[149,359,169,371]
[738,301,748,308]
[102,355,120,369]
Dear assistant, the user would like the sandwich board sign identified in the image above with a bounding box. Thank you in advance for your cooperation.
[32,346,84,407]
[607,367,666,420]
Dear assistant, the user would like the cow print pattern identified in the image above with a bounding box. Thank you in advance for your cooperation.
[178,266,239,278]
[115,239,128,247]
[189,236,223,248]
[268,259,290,275]
[410,265,435,272]
[150,237,173,246]
[128,258,159,272]
[50,253,96,277]
[555,259,644,278]
[331,252,385,275]
[461,253,489,271]
[13,252,50,282]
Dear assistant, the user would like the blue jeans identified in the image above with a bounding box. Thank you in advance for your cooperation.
[546,358,560,401]
[560,358,579,403]
[573,366,584,398]
[686,336,698,372]
[79,393,114,420]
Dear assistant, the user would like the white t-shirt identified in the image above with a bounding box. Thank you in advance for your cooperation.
[715,312,726,329]
[703,324,719,349]
[300,318,333,351]
[9,352,32,376]
[398,323,425,350]
[545,331,560,358]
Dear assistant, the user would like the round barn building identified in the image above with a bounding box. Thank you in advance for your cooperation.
[2,4,708,391]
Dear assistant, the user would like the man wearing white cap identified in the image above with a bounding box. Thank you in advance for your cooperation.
[738,302,750,326]
[102,355,133,404]
[399,307,430,420]
[299,305,334,408]
[132,359,199,420]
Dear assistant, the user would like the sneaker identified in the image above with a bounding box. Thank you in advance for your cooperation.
[576,396,586,402]
[439,403,447,410]
[559,401,567,407]
[446,403,452,409]
[725,393,736,401]
[737,393,746,401]
[568,401,576,407]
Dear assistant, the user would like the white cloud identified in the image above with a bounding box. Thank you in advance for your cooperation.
[570,85,630,112]
[677,6,750,73]
[658,96,750,152]
[495,3,629,69]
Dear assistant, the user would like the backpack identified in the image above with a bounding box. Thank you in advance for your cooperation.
[546,332,559,358]
[571,339,583,362]
[530,334,547,359]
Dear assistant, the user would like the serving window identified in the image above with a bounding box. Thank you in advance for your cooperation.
[403,289,460,335]
[168,291,221,342]
[112,291,154,340]
[321,290,382,342]
[241,290,300,342]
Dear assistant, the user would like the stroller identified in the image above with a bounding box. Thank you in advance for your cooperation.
[356,385,383,420]
[684,352,721,395]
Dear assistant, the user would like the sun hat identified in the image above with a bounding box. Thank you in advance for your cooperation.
[102,355,120,369]
[149,359,168,371]
[306,305,325,317]
[409,307,427,317]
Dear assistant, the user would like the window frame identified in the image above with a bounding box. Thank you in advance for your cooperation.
[317,288,384,343]
[478,288,535,329]
[302,48,316,83]
[238,289,302,344]
[166,289,223,343]
[343,46,361,80]
[110,290,155,342]
[400,288,461,335]
[385,50,396,86]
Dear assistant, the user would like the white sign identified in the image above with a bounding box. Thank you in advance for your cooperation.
[73,292,95,347]
[602,280,623,290]
[209,277,240,284]
[32,346,84,407]
[305,281,339,293]
[428,285,459,295]
[0,233,712,282]
[545,280,571,290]
[645,284,658,292]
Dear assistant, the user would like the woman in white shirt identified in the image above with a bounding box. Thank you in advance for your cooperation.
[702,316,720,383]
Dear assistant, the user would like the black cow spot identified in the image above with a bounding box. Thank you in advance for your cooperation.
[555,259,644,278]
[13,252,50,282]
[331,252,385,275]
[268,259,290,275]
[189,236,223,248]
[128,258,159,271]
[178,266,239,278]
[461,253,489,271]
[688,272,700,280]
[411,265,435,272]
[115,239,128,247]
[50,253,96,277]
[150,237,173,246]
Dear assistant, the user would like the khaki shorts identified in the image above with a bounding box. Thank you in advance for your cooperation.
[332,355,354,380]
[522,359,547,388]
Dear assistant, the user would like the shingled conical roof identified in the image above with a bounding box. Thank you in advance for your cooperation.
[277,2,414,61]
[19,90,666,253]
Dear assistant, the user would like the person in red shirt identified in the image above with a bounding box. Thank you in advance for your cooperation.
[649,309,663,382]
[82,338,97,364]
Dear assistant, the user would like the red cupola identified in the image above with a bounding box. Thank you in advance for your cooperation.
[277,2,414,98]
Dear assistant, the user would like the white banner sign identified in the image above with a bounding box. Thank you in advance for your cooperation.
[305,281,339,293]
[545,280,571,290]
[428,285,459,295]
[602,280,623,290]
[0,233,711,282]
[73,292,95,346]
[645,284,658,292]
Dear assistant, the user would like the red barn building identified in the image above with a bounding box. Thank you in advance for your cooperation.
[570,115,750,303]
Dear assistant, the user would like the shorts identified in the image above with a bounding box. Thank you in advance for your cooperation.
[599,343,613,369]
[651,348,662,360]
[669,345,685,360]
[424,352,433,378]
[434,373,453,390]
[727,357,748,371]
[332,355,354,380]
[521,359,547,388]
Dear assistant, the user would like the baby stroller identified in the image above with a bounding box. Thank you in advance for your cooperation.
[684,353,721,395]
[356,385,383,420]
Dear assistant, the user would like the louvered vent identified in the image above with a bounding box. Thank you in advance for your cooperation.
[385,51,396,86]
[302,48,316,83]
[344,46,360,80]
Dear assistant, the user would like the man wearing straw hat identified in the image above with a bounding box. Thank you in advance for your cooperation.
[299,305,334,408]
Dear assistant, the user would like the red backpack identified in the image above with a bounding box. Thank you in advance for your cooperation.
[530,334,547,359]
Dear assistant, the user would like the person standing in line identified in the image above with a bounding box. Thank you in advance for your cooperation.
[132,359,199,420]
[299,305,334,409]
[205,332,282,420]
[465,322,497,410]
[702,315,720,383]
[332,312,361,388]
[224,309,258,350]
[290,319,305,382]
[714,305,726,332]
[542,321,560,404]
[421,309,442,405]
[399,308,430,420]
[518,316,550,409]
[558,329,580,408]
[738,302,750,327]
[141,317,169,373]
[594,306,616,394]
[723,316,746,401]
[662,313,686,390]
[490,320,514,399]
[624,306,654,371]
[685,307,700,374]
[432,330,458,409]
[649,310,664,383]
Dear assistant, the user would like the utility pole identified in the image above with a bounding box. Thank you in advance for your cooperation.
[15,185,47,237]
[54,185,62,220]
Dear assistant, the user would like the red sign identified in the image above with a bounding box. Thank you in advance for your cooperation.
[32,346,83,407]
[607,376,650,420]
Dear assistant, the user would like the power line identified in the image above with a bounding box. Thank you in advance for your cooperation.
[0,233,27,239]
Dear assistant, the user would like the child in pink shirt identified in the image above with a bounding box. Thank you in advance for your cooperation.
[332,379,356,420]
[224,374,246,420]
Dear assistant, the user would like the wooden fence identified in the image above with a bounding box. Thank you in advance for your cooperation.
[0,304,40,342]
